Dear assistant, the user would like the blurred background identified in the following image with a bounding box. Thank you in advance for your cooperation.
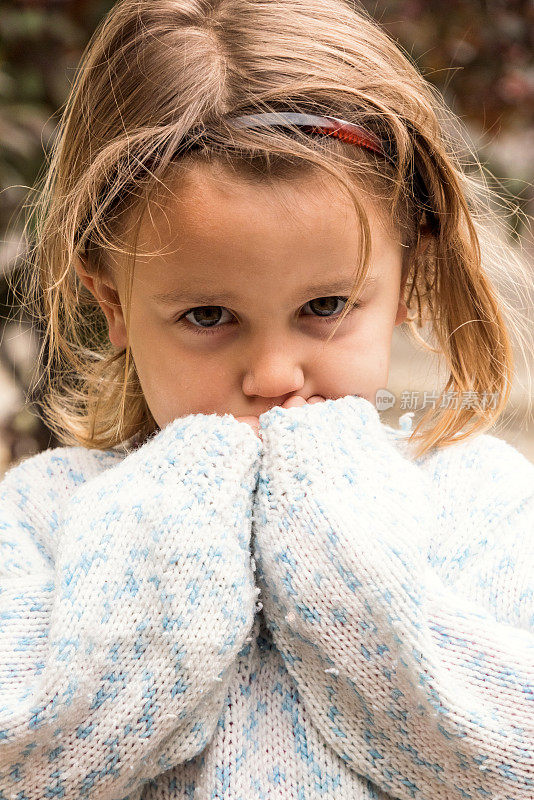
[0,0,533,472]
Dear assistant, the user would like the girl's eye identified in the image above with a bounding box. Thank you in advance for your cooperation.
[176,296,359,337]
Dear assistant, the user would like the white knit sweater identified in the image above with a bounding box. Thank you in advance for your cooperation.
[0,395,532,800]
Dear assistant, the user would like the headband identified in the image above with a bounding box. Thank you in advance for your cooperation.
[224,112,387,159]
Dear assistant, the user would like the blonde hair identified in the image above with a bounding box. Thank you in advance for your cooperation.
[13,0,534,459]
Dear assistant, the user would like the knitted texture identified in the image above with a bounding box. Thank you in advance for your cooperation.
[0,395,533,799]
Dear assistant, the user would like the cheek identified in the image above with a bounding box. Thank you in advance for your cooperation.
[355,328,394,380]
[132,335,233,421]
[335,315,394,366]
[313,319,394,395]
[123,318,189,414]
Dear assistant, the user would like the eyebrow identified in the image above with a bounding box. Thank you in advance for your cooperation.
[152,276,378,305]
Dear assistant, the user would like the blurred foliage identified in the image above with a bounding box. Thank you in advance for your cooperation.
[0,0,115,251]
[0,0,532,465]
[367,0,533,131]
[363,0,534,236]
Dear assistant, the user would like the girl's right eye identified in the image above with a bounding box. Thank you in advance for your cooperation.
[176,306,234,336]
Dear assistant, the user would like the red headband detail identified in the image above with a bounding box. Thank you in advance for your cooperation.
[225,112,385,157]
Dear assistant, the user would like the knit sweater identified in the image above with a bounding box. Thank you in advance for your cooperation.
[0,395,533,800]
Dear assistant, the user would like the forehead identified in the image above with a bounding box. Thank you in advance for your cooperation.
[112,162,400,293]
[138,161,392,242]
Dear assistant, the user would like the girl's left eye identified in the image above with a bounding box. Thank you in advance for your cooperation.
[175,296,359,337]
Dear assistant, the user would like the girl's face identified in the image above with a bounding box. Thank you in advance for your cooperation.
[76,163,408,430]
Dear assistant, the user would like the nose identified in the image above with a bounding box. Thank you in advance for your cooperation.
[241,336,305,401]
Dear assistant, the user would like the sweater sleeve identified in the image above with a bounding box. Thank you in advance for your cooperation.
[0,412,261,800]
[253,395,534,800]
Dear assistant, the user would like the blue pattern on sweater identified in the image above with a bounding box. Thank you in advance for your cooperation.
[0,396,532,799]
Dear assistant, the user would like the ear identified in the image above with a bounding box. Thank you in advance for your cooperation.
[73,256,128,349]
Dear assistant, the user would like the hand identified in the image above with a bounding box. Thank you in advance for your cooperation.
[235,396,327,438]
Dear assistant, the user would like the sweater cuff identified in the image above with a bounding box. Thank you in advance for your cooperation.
[132,411,263,489]
[258,395,386,482]
[259,394,382,434]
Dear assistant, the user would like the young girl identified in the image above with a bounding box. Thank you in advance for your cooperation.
[1,0,533,798]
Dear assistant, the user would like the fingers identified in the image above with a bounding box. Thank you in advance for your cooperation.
[236,396,327,435]
[281,395,326,408]
[281,396,307,409]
